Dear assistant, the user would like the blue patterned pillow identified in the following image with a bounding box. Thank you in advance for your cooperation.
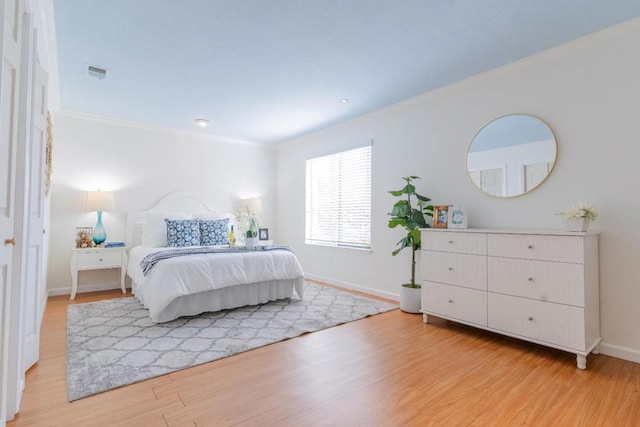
[199,218,229,246]
[165,219,201,247]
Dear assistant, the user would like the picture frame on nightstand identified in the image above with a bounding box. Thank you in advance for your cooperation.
[75,226,94,248]
[259,228,269,241]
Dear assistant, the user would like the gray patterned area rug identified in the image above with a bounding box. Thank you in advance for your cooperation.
[67,282,397,401]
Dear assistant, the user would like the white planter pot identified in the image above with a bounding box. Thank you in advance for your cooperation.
[245,237,258,249]
[399,284,421,313]
[564,217,589,232]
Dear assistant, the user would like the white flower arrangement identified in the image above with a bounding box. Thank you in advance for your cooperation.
[235,207,260,238]
[559,202,598,221]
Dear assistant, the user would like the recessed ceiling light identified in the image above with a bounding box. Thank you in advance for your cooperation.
[194,118,209,127]
[341,99,349,103]
[86,64,107,80]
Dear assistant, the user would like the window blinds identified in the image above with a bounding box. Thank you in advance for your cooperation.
[305,145,372,249]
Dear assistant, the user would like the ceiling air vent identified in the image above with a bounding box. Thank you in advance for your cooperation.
[86,65,107,80]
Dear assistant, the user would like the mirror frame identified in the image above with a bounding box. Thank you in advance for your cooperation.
[466,114,557,198]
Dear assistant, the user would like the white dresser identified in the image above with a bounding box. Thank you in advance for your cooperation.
[421,228,600,369]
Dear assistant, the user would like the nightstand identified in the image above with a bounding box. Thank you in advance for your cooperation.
[69,246,128,299]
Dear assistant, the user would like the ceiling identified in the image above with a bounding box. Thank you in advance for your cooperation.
[53,1,640,144]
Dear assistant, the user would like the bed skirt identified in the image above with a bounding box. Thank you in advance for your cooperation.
[137,277,305,323]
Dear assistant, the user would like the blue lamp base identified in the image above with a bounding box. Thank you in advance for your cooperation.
[93,211,107,245]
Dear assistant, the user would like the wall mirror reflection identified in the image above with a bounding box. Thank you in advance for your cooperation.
[466,115,557,198]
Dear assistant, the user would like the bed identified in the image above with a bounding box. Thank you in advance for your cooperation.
[126,193,305,323]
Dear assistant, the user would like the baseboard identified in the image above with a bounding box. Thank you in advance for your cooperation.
[599,342,640,365]
[48,282,127,297]
[304,274,399,302]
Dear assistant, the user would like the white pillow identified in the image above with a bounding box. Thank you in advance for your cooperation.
[194,212,235,231]
[141,211,192,247]
[193,212,228,220]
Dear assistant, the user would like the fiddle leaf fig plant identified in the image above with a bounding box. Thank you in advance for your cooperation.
[388,176,434,288]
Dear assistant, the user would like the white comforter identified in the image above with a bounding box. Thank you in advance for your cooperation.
[127,246,305,320]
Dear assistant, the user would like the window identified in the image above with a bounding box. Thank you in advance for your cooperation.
[305,145,372,249]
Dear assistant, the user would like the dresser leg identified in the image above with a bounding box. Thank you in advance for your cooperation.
[591,345,600,355]
[422,313,429,324]
[576,354,587,369]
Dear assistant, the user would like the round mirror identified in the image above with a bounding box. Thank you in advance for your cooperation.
[466,115,557,198]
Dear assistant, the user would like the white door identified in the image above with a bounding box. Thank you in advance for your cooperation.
[21,47,47,372]
[0,0,25,424]
[21,54,47,371]
[524,162,550,192]
[480,168,504,197]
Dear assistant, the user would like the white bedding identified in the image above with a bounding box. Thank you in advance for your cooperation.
[128,246,305,322]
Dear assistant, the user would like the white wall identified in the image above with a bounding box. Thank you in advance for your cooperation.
[276,18,640,363]
[48,112,277,294]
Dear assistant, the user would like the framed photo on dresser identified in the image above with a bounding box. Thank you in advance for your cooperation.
[433,206,450,228]
[448,206,468,229]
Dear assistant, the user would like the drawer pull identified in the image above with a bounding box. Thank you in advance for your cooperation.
[528,316,534,321]
[527,277,534,282]
[448,267,453,271]
[527,245,534,249]
[448,299,454,304]
[448,240,454,244]
[99,258,103,262]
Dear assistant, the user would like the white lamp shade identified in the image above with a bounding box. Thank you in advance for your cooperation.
[86,191,114,212]
[243,197,263,214]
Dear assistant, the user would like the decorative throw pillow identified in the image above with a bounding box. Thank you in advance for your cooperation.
[141,212,192,247]
[165,219,201,247]
[194,213,235,233]
[199,218,229,246]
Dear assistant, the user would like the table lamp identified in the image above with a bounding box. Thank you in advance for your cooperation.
[243,197,263,215]
[85,190,114,245]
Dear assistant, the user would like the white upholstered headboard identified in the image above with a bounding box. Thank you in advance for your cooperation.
[126,192,213,247]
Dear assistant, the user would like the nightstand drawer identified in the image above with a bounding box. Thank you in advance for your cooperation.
[77,252,123,269]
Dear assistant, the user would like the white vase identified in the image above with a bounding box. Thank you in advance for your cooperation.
[565,217,589,232]
[245,237,258,249]
[399,284,421,313]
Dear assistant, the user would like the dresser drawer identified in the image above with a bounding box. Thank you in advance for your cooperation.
[487,234,584,263]
[77,251,123,270]
[423,251,487,290]
[422,231,487,255]
[488,293,586,351]
[488,257,585,307]
[423,281,487,326]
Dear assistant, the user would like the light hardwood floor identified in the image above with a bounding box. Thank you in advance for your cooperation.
[8,285,640,426]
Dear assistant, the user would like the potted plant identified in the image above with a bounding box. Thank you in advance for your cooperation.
[559,202,598,232]
[388,176,433,313]
[236,206,260,248]
[244,217,259,249]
